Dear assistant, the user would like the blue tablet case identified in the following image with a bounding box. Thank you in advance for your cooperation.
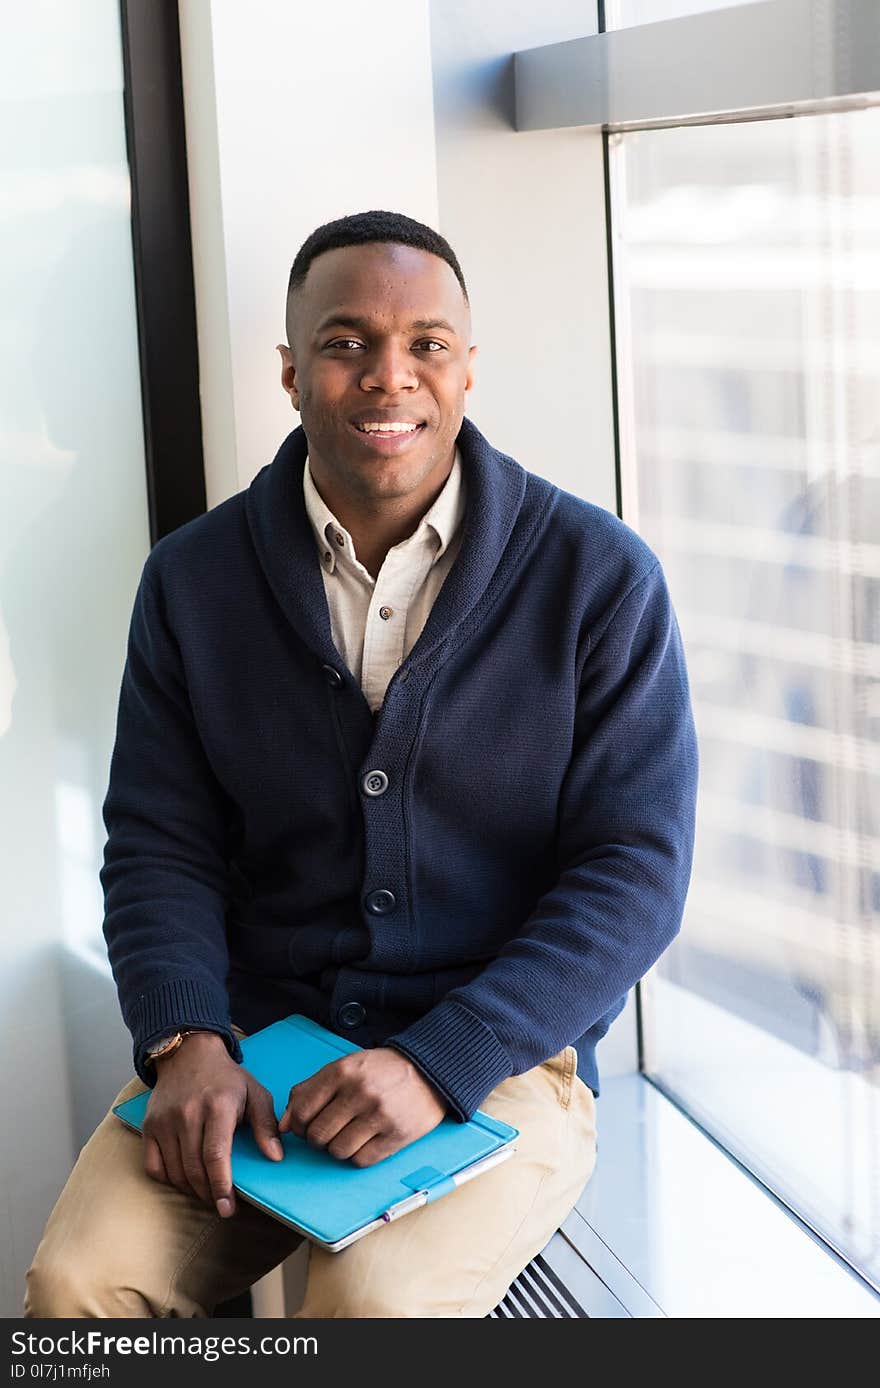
[113,1014,518,1249]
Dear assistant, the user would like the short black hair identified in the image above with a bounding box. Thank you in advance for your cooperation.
[286,210,468,343]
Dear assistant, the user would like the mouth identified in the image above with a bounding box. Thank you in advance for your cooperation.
[348,419,428,454]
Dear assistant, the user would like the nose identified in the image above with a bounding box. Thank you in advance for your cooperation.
[359,341,418,394]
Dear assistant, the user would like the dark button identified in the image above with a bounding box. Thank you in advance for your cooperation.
[362,769,389,797]
[338,1001,366,1028]
[322,664,343,688]
[379,606,393,620]
[364,888,396,916]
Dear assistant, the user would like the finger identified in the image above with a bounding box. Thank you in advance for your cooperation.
[349,1132,401,1169]
[245,1084,284,1163]
[203,1106,239,1218]
[279,1070,340,1135]
[325,1115,381,1163]
[302,1094,364,1151]
[178,1122,213,1206]
[143,1136,169,1186]
[162,1133,198,1199]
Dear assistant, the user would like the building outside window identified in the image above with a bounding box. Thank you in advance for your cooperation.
[606,47,879,1289]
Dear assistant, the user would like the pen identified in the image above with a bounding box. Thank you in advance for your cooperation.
[381,1189,429,1222]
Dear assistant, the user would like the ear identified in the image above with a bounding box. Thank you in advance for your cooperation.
[277,344,300,411]
[464,343,478,395]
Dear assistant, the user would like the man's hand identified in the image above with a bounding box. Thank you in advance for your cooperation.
[142,1032,282,1218]
[278,1047,448,1167]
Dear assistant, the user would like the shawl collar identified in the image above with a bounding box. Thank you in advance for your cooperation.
[244,416,527,674]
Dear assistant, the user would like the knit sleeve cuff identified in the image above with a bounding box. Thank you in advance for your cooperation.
[386,998,512,1120]
[128,977,243,1087]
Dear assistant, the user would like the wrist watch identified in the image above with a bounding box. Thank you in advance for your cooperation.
[145,1029,205,1064]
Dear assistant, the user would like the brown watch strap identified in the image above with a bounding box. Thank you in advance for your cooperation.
[146,1029,202,1064]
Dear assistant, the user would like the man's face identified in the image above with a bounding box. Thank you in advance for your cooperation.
[279,242,476,504]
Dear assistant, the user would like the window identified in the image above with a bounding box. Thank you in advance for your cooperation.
[609,107,880,1285]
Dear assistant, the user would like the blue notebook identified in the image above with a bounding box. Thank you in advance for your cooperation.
[113,1013,518,1251]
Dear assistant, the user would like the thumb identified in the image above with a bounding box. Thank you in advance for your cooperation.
[246,1081,284,1161]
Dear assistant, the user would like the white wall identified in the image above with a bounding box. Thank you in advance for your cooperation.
[179,0,440,500]
[180,0,617,513]
[429,0,617,511]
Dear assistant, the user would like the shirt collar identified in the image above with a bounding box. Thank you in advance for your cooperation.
[246,417,528,675]
[303,447,466,575]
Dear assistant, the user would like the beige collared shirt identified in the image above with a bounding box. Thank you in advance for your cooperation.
[303,449,467,713]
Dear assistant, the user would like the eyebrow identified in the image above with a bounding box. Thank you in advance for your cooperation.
[314,313,459,337]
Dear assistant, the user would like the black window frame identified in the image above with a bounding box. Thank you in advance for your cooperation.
[120,0,206,545]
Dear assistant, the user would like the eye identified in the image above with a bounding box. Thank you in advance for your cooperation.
[325,338,364,351]
[414,339,447,353]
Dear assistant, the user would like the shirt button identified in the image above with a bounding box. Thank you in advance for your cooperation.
[334,531,345,546]
[338,1002,366,1029]
[379,606,393,620]
[364,889,396,916]
[322,664,343,688]
[324,551,332,565]
[362,770,389,797]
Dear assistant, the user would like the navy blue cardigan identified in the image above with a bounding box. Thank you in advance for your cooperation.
[101,418,698,1118]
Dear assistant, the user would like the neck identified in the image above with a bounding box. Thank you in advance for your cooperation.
[309,450,455,579]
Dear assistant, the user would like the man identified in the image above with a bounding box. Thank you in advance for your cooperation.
[25,210,698,1318]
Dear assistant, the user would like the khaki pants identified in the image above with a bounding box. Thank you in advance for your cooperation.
[24,1036,597,1319]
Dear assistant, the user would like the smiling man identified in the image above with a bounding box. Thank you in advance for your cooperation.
[25,211,698,1319]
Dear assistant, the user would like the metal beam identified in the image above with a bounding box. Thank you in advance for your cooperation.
[515,0,880,132]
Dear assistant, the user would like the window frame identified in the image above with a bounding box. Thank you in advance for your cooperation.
[120,0,207,544]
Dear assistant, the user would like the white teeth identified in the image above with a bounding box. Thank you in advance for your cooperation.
[356,422,420,433]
